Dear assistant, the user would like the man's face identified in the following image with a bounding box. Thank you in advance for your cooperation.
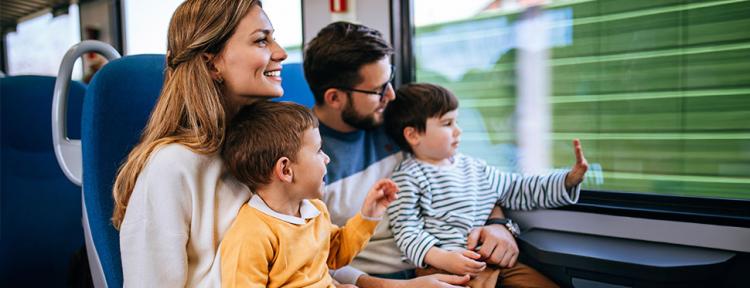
[340,57,396,130]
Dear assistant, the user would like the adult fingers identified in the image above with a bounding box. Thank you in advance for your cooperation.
[499,249,515,267]
[508,250,519,267]
[466,228,481,251]
[488,244,507,265]
[476,236,497,259]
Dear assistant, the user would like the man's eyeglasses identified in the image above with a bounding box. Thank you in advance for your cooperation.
[337,65,395,101]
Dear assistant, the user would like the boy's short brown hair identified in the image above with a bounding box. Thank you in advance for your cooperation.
[383,83,458,154]
[222,101,318,191]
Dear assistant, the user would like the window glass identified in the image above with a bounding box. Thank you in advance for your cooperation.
[123,0,303,62]
[413,0,750,200]
[263,0,303,63]
[5,4,82,78]
[122,0,183,55]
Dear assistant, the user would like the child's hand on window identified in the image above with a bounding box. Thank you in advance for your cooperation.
[360,179,399,219]
[565,138,589,190]
[426,247,487,277]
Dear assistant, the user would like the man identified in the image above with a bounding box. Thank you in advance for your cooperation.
[304,21,559,288]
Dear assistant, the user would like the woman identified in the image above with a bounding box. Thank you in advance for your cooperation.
[112,0,286,286]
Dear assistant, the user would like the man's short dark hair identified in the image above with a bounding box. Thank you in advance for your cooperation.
[304,21,393,105]
[222,101,318,191]
[383,83,459,154]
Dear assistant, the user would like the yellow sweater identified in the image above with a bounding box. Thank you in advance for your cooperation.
[220,199,379,288]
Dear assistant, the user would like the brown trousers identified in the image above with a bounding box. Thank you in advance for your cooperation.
[416,262,559,288]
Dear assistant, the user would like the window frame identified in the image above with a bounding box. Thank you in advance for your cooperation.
[395,0,750,228]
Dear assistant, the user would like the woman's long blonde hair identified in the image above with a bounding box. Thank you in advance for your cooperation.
[112,0,259,229]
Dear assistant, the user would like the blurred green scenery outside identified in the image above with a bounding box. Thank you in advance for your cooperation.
[414,0,750,200]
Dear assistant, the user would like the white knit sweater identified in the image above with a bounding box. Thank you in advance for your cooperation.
[120,143,251,287]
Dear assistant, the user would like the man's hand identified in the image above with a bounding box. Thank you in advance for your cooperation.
[424,247,486,277]
[564,139,589,190]
[360,179,399,219]
[466,224,518,267]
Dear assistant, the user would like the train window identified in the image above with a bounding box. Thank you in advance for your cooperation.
[262,0,303,63]
[122,0,303,62]
[5,4,82,78]
[122,0,183,55]
[411,0,750,201]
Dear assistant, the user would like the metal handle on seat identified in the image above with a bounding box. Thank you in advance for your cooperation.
[53,40,121,186]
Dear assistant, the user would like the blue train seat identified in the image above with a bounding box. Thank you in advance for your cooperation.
[0,75,86,286]
[81,54,165,288]
[80,56,314,287]
[275,62,315,107]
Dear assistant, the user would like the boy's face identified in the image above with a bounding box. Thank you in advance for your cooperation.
[412,109,462,164]
[290,127,330,199]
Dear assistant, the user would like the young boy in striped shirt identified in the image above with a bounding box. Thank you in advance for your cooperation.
[220,101,398,288]
[383,83,589,288]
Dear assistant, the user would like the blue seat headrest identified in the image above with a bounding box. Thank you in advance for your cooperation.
[276,62,315,108]
[0,75,85,151]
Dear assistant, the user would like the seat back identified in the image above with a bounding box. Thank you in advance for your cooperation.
[0,75,86,286]
[80,57,314,287]
[276,62,315,107]
[81,55,165,288]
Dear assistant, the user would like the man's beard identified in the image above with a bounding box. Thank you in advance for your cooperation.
[341,95,381,130]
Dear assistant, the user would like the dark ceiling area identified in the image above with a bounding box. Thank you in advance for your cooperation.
[1,0,73,32]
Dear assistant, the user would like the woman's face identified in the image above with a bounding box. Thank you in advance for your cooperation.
[214,5,288,107]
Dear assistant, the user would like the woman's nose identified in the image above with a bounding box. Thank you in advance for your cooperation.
[272,41,288,62]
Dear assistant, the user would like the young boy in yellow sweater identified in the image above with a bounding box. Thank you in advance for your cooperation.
[220,101,398,288]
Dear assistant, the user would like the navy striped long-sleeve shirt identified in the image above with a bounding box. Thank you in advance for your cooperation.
[387,153,580,268]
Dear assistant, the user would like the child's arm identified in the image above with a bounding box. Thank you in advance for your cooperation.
[327,179,398,269]
[220,217,274,288]
[387,171,441,268]
[494,139,588,210]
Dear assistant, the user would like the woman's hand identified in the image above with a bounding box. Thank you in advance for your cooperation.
[564,139,589,190]
[360,179,399,219]
[425,247,486,277]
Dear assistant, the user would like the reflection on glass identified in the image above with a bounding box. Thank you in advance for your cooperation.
[6,4,82,78]
[414,0,750,200]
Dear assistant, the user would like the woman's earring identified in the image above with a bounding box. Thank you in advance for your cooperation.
[216,75,224,84]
